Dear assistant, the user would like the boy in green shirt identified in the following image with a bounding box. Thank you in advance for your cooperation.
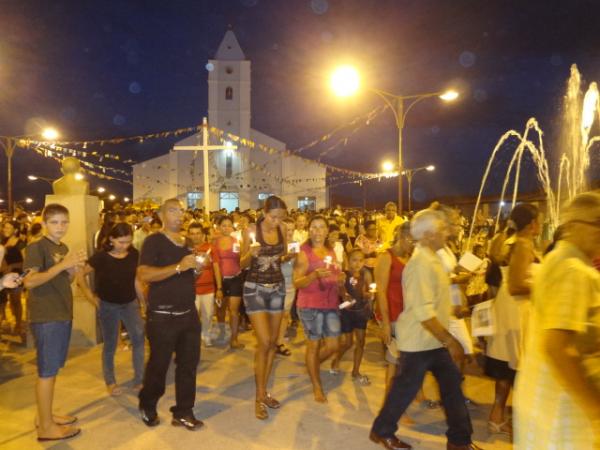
[23,204,86,441]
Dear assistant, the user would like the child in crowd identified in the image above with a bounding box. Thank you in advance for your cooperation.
[23,204,87,441]
[330,248,373,385]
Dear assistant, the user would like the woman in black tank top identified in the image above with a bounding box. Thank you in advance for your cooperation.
[240,196,288,420]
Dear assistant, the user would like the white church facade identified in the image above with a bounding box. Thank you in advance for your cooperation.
[132,31,327,212]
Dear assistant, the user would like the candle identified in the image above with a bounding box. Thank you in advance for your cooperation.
[249,232,257,245]
[323,255,333,269]
[369,283,377,293]
[195,254,206,265]
[349,277,358,286]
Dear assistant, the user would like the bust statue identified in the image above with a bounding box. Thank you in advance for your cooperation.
[52,157,89,195]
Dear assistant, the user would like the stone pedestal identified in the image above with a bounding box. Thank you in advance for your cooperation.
[44,195,101,347]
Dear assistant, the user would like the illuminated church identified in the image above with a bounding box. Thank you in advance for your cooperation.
[132,30,327,211]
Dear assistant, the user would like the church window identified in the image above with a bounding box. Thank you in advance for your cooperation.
[219,191,239,212]
[225,151,233,177]
[226,86,233,100]
[298,196,317,212]
[258,192,274,208]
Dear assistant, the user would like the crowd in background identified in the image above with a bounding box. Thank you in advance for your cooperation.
[1,193,599,449]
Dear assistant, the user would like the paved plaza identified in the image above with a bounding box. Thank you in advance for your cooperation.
[1,326,512,450]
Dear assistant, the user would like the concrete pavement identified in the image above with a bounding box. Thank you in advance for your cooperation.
[0,325,512,449]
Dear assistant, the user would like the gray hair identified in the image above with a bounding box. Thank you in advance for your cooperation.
[561,192,600,225]
[410,209,446,240]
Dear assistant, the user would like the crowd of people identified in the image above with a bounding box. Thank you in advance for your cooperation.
[0,192,598,449]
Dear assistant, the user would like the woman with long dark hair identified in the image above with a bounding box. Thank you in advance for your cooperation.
[240,196,288,420]
[78,223,145,395]
[294,215,344,403]
[212,215,244,349]
[485,203,541,437]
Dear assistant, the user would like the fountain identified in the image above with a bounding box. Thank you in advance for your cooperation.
[467,64,600,245]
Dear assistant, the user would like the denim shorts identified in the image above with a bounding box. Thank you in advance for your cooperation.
[243,281,285,315]
[222,273,243,297]
[298,308,341,340]
[30,320,72,378]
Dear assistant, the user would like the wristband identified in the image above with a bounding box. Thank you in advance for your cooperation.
[175,264,181,275]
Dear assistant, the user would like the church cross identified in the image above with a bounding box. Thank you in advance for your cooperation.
[173,117,237,212]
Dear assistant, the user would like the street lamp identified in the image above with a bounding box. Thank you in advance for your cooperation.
[1,127,59,215]
[123,197,130,203]
[330,65,458,212]
[97,187,106,193]
[108,194,116,201]
[28,174,54,186]
[403,164,436,212]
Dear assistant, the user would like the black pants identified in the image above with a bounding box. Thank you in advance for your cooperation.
[371,348,472,446]
[139,310,201,418]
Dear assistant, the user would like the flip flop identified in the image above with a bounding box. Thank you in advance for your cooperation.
[34,415,78,427]
[275,344,291,356]
[37,427,81,442]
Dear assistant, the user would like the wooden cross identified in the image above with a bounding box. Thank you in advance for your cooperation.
[173,117,237,212]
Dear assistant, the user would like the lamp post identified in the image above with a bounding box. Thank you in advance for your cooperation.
[403,164,435,212]
[1,127,60,215]
[27,174,54,186]
[330,66,457,213]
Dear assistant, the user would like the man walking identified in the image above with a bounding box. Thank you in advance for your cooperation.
[370,209,482,450]
[137,199,203,430]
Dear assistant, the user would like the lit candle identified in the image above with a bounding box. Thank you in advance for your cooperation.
[349,277,358,286]
[369,282,377,293]
[249,232,257,245]
[324,255,333,269]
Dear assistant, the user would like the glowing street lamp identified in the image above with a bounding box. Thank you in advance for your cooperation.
[74,173,84,181]
[330,65,360,98]
[1,126,60,214]
[108,194,116,201]
[97,187,106,193]
[25,197,33,204]
[27,174,54,186]
[124,197,130,202]
[41,127,60,141]
[404,164,436,212]
[330,64,458,212]
[382,160,395,173]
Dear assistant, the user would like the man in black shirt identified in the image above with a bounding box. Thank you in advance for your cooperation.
[137,198,203,430]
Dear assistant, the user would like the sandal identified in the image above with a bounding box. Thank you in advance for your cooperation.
[262,393,281,409]
[328,368,340,375]
[255,401,268,420]
[35,415,78,427]
[37,426,81,442]
[275,344,291,356]
[352,374,371,386]
[488,420,512,436]
[107,384,123,396]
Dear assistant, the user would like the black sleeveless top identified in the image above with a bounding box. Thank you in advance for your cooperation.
[344,268,371,311]
[245,219,285,285]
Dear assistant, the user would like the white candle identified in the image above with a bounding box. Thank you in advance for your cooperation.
[369,283,377,293]
[349,277,358,286]
[323,255,333,269]
[249,232,257,245]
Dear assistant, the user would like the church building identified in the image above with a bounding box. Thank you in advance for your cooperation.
[132,30,327,211]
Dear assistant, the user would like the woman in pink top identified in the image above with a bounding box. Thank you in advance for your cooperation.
[294,215,345,403]
[212,215,244,350]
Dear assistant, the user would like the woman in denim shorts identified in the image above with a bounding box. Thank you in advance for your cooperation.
[293,215,345,403]
[240,196,288,420]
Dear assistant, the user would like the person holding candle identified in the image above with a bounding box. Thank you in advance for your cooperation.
[330,248,373,385]
[212,215,244,350]
[240,196,288,420]
[294,215,345,403]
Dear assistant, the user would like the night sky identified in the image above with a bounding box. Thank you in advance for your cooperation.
[1,0,600,210]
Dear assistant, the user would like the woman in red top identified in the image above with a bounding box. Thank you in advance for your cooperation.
[374,222,413,393]
[212,215,244,350]
[294,215,345,403]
